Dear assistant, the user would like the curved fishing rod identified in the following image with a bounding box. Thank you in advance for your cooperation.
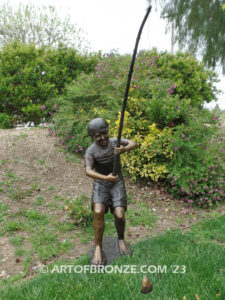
[113,5,152,176]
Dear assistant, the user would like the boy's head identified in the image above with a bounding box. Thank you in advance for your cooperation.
[88,118,109,147]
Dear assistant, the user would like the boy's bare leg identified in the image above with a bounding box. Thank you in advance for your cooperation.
[92,203,105,265]
[113,206,130,254]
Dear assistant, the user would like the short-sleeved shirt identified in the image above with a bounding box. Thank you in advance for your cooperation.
[85,137,129,176]
[85,137,129,213]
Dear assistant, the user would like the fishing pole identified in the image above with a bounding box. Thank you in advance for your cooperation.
[113,5,152,176]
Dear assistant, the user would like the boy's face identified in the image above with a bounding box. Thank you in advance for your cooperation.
[93,130,109,148]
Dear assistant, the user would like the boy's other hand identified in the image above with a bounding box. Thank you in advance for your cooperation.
[114,146,125,155]
[106,173,118,182]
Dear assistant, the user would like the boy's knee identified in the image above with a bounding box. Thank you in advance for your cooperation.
[93,203,105,217]
[114,207,125,219]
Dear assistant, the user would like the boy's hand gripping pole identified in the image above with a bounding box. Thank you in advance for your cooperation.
[113,5,152,176]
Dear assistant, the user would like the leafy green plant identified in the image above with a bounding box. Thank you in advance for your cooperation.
[0,113,14,129]
[49,49,223,208]
[68,194,93,226]
[111,110,173,181]
[0,42,98,123]
[167,108,225,207]
[21,103,43,126]
[50,49,218,152]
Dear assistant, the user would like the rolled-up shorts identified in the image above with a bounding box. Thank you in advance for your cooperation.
[91,178,127,213]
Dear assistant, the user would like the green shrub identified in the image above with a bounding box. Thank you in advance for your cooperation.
[0,42,98,123]
[0,113,14,129]
[167,108,225,207]
[47,94,90,153]
[110,99,174,182]
[128,79,190,129]
[50,50,222,207]
[133,50,218,108]
[21,103,43,125]
[0,42,56,119]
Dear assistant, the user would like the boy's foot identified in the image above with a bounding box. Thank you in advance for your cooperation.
[118,239,132,255]
[91,246,106,265]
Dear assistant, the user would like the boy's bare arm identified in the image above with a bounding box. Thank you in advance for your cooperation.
[86,165,118,182]
[114,140,137,155]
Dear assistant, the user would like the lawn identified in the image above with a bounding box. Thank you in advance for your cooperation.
[2,128,215,282]
[1,214,224,300]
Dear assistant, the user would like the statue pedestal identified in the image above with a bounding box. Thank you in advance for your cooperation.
[88,236,132,265]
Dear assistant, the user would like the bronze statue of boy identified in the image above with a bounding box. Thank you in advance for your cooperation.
[85,118,137,265]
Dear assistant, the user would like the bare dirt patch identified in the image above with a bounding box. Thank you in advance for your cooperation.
[0,128,224,282]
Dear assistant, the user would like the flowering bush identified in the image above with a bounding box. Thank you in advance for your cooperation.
[128,79,190,129]
[167,108,225,207]
[132,50,218,108]
[51,49,223,207]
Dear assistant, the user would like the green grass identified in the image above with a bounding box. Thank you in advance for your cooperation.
[29,230,73,261]
[0,202,9,223]
[55,221,75,232]
[190,214,225,243]
[1,214,224,299]
[6,171,19,180]
[65,154,79,164]
[18,209,49,227]
[33,196,45,206]
[15,248,26,257]
[7,187,27,201]
[30,183,40,192]
[9,236,25,247]
[15,134,28,139]
[0,201,9,211]
[127,202,157,227]
[38,157,46,165]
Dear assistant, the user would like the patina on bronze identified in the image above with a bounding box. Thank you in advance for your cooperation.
[85,118,136,265]
[84,6,152,265]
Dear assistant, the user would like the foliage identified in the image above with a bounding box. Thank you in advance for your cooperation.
[44,46,98,93]
[0,42,98,123]
[0,2,86,50]
[158,0,225,73]
[167,108,225,207]
[0,42,54,119]
[47,93,90,153]
[90,49,218,110]
[67,194,93,226]
[50,50,223,206]
[50,49,218,151]
[21,103,43,126]
[110,103,174,182]
[0,113,14,129]
[132,50,218,107]
[51,50,218,156]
